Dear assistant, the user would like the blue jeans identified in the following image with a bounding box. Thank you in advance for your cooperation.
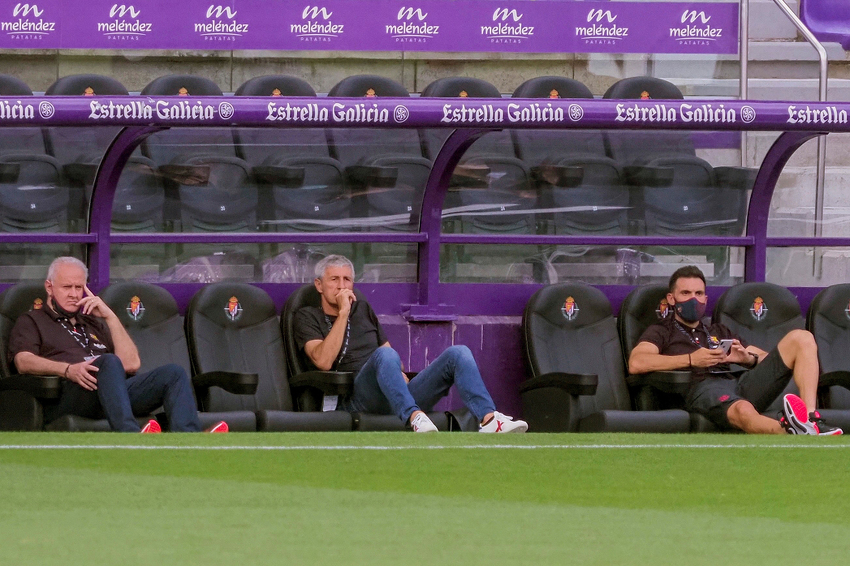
[46,353,202,432]
[339,345,496,424]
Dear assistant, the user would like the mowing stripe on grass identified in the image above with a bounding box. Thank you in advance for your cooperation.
[0,443,849,450]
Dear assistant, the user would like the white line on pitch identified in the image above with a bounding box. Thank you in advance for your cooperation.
[0,444,848,451]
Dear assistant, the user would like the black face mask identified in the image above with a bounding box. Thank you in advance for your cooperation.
[674,297,707,323]
[49,297,78,320]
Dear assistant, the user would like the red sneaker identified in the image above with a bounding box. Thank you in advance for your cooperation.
[206,421,229,433]
[141,419,161,434]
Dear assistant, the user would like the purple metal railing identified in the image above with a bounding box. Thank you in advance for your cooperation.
[2,96,848,312]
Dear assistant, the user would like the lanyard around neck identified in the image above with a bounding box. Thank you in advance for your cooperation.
[57,318,96,357]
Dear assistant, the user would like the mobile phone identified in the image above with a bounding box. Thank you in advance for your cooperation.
[719,339,734,355]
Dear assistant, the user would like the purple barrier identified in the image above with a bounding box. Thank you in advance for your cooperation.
[0,0,738,54]
[800,0,850,51]
[0,96,848,131]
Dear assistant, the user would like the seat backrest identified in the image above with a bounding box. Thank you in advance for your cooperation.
[140,75,235,164]
[234,75,333,166]
[602,76,697,164]
[616,285,671,373]
[420,77,509,159]
[0,282,48,378]
[511,76,604,163]
[800,0,850,50]
[0,75,47,156]
[186,283,292,412]
[45,74,129,165]
[99,282,191,375]
[511,76,627,235]
[327,75,424,163]
[282,284,367,376]
[807,283,850,408]
[524,283,631,414]
[712,282,804,352]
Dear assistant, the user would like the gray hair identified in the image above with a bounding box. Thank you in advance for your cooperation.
[314,255,355,280]
[46,257,88,283]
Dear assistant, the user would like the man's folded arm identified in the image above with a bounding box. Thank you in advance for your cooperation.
[14,350,68,377]
[628,341,690,374]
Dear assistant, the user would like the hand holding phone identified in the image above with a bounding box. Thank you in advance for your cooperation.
[719,339,734,355]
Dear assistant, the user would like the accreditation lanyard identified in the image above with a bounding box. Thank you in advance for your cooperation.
[673,319,712,349]
[57,318,96,358]
[324,314,350,369]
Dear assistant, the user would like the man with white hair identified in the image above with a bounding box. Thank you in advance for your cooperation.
[8,257,219,433]
[294,255,527,433]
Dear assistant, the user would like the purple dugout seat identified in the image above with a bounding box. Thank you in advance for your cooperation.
[800,0,850,51]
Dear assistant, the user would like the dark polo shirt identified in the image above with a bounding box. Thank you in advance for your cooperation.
[294,300,387,373]
[637,316,748,381]
[8,304,114,366]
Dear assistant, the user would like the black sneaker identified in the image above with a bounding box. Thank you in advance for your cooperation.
[810,411,843,436]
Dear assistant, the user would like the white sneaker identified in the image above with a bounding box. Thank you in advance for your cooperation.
[479,411,528,433]
[410,412,438,432]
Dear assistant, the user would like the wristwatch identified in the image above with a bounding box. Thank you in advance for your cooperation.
[749,352,759,368]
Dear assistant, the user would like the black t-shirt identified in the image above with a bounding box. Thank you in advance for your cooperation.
[636,317,747,380]
[8,304,115,366]
[293,300,388,373]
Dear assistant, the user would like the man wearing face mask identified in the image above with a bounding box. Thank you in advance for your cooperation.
[629,265,841,435]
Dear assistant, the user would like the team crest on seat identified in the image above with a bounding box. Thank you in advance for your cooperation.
[225,296,242,321]
[750,297,767,321]
[32,298,43,310]
[126,296,145,321]
[561,296,579,321]
[656,298,669,319]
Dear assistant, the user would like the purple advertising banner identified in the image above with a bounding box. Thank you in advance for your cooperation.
[0,97,846,132]
[0,1,739,54]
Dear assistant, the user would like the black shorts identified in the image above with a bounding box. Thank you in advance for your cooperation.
[685,347,793,430]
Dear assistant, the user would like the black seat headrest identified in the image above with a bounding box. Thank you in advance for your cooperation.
[46,74,129,96]
[0,75,33,96]
[809,283,850,330]
[713,282,802,331]
[512,76,593,99]
[327,75,410,97]
[603,76,684,100]
[421,77,501,98]
[99,282,179,329]
[141,75,223,96]
[235,75,317,97]
[526,283,612,330]
[188,283,275,329]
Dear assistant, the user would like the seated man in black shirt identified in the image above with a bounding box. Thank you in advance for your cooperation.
[8,257,222,433]
[294,255,527,433]
[629,265,841,435]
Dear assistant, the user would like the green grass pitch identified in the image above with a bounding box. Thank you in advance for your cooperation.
[1,432,849,565]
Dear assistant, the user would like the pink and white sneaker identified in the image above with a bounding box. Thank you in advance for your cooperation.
[778,394,842,435]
